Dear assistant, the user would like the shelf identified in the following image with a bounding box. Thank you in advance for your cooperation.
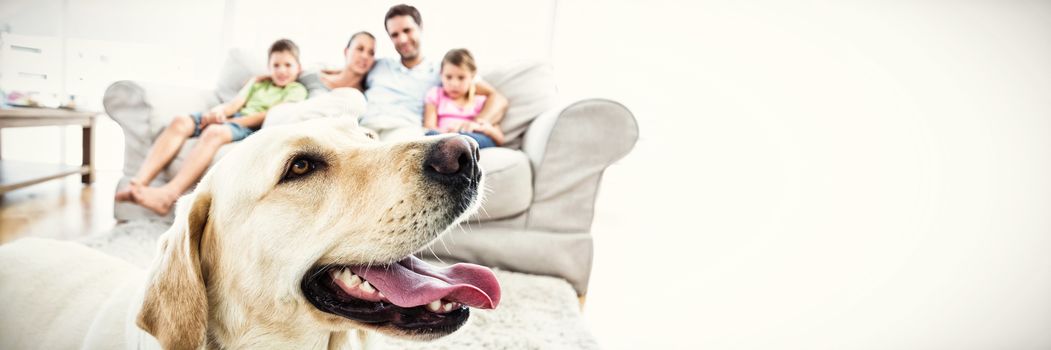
[0,160,90,193]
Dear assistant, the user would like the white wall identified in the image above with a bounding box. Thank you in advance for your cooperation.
[559,1,1051,349]
[0,0,225,95]
[228,0,554,71]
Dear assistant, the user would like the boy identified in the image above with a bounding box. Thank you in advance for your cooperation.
[115,39,307,215]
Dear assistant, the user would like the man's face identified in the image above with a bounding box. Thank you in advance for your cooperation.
[385,15,421,61]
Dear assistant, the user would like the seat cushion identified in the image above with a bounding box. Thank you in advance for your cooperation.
[472,148,532,222]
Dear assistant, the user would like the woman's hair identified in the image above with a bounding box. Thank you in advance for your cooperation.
[345,31,374,49]
[442,48,477,103]
[268,38,300,64]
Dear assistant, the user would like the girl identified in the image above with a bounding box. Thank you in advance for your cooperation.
[423,48,504,148]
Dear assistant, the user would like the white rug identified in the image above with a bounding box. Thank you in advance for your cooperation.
[80,221,600,350]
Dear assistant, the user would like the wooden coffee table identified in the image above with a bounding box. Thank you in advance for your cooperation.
[0,107,99,194]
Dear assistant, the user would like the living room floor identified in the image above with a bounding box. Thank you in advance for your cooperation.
[0,171,121,244]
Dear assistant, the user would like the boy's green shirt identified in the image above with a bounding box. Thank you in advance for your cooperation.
[238,80,308,115]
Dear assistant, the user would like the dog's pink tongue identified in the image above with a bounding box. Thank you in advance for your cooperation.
[350,256,501,309]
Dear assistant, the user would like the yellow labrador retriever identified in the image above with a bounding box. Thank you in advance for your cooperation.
[0,117,500,349]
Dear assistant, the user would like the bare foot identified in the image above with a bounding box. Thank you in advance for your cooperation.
[114,179,142,202]
[130,186,179,215]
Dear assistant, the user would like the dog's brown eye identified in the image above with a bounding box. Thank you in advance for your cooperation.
[283,157,321,182]
[291,159,311,175]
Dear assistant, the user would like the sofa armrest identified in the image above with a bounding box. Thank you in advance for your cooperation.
[103,80,220,176]
[520,98,638,233]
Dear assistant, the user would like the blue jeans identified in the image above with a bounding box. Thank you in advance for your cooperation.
[426,130,496,149]
[189,112,255,142]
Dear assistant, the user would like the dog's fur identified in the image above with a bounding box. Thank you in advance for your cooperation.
[0,118,483,349]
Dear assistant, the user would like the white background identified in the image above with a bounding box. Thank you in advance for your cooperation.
[3,1,1051,348]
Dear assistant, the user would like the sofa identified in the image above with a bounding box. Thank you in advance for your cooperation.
[102,49,637,296]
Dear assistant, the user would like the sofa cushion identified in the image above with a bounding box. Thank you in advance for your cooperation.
[215,48,267,103]
[471,148,532,222]
[481,62,558,149]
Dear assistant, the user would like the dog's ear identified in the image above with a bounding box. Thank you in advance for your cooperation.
[137,189,212,349]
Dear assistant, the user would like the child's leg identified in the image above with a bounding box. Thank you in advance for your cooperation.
[459,132,496,149]
[132,124,233,215]
[116,114,197,201]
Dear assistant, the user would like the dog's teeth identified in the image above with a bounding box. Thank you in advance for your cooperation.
[346,275,362,287]
[335,269,361,288]
[360,281,376,293]
[427,300,442,312]
[377,292,386,300]
[442,303,453,312]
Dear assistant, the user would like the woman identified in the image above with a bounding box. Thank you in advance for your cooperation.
[300,31,377,96]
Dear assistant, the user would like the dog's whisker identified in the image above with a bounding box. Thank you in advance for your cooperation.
[310,261,337,279]
[448,226,458,245]
[428,246,446,265]
[439,226,459,256]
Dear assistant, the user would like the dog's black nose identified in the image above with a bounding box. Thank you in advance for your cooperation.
[425,135,479,178]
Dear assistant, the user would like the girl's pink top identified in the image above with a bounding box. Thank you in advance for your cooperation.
[426,86,488,130]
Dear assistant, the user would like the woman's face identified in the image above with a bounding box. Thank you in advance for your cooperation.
[345,36,376,75]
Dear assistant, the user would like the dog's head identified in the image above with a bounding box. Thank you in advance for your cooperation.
[136,118,500,348]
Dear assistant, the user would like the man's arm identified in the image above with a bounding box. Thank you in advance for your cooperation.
[473,80,508,125]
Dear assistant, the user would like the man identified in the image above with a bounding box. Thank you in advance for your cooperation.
[362,4,508,141]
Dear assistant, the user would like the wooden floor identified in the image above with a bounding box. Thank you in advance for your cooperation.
[0,171,120,244]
